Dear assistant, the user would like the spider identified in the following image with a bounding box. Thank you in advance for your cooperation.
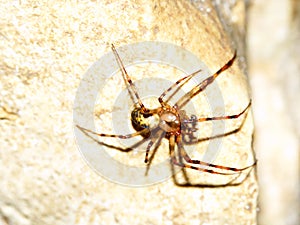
[76,44,256,177]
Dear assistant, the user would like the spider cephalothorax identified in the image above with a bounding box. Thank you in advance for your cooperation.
[157,104,181,134]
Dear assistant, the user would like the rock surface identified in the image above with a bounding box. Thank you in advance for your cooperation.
[0,1,259,224]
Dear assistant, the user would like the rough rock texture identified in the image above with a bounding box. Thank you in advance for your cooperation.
[0,1,258,224]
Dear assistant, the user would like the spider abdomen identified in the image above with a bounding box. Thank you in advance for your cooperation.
[131,108,149,131]
[131,108,159,136]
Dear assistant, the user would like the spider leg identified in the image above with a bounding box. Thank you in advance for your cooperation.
[175,51,237,109]
[184,100,251,123]
[145,129,165,175]
[158,69,202,104]
[76,125,150,139]
[111,44,148,113]
[184,112,247,145]
[176,137,192,183]
[76,125,134,152]
[169,135,237,175]
[176,136,256,173]
[181,100,251,145]
[144,129,165,163]
[169,134,177,163]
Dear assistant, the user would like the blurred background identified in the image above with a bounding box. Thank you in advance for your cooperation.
[247,0,299,224]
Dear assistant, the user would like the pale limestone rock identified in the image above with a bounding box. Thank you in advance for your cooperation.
[0,1,258,224]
